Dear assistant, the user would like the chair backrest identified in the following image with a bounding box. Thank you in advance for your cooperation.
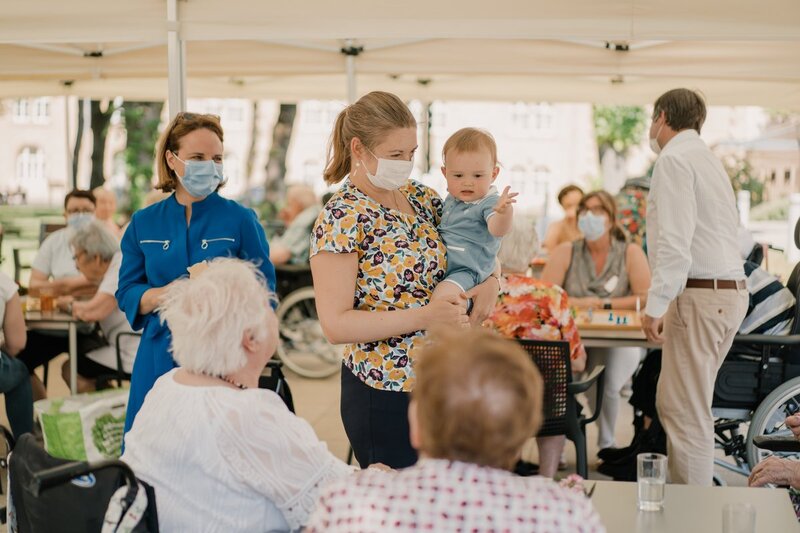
[39,222,66,244]
[517,339,571,436]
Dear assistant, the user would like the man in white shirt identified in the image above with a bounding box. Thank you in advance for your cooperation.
[642,88,748,486]
[29,189,98,297]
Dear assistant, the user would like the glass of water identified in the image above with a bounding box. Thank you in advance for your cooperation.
[722,503,755,533]
[637,453,667,511]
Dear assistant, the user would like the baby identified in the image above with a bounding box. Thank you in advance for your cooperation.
[433,127,517,303]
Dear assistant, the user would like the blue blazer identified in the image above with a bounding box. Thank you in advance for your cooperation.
[117,192,276,433]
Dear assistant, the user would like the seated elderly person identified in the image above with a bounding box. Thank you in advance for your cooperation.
[306,328,605,533]
[485,216,586,478]
[749,415,800,518]
[92,187,123,240]
[122,258,354,532]
[269,184,321,265]
[0,271,32,438]
[18,222,140,397]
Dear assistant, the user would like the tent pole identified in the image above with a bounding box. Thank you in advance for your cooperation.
[341,40,362,104]
[167,0,186,117]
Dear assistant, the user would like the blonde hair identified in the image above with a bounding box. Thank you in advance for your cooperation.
[323,91,416,185]
[413,328,543,470]
[158,258,276,376]
[154,112,224,192]
[442,127,498,166]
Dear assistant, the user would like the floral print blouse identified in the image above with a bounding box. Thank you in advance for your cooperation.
[310,179,446,392]
[485,274,585,362]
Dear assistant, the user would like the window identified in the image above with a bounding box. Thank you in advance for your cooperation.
[770,171,777,183]
[531,104,554,135]
[786,169,792,183]
[13,98,51,123]
[16,147,45,180]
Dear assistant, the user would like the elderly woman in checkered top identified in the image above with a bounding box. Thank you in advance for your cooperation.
[306,328,605,533]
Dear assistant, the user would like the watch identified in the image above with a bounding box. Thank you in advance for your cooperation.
[602,299,612,310]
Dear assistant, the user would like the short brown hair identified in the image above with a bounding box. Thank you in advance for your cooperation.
[155,112,224,192]
[578,190,627,242]
[324,92,416,185]
[413,328,543,470]
[442,127,498,166]
[557,184,584,206]
[64,189,96,210]
[653,88,707,133]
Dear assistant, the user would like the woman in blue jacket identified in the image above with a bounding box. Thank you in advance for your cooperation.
[117,112,276,433]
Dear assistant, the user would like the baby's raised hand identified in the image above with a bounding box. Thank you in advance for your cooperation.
[493,186,519,214]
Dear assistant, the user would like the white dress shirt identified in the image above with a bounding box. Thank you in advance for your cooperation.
[646,130,744,318]
[31,227,80,279]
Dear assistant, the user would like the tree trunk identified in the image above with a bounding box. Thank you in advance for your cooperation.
[89,100,115,190]
[264,103,297,205]
[244,101,259,188]
[71,98,86,189]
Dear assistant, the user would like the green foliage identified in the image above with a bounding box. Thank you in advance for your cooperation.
[724,156,764,207]
[122,101,164,214]
[593,105,648,155]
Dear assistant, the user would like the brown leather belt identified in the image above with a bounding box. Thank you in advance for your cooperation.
[685,279,746,290]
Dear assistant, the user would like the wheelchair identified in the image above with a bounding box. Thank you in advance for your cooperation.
[273,264,341,379]
[712,229,800,484]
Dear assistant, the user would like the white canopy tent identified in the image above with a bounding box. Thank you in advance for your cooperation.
[2,0,799,108]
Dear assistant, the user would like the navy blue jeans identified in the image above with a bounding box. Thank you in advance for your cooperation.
[0,352,33,438]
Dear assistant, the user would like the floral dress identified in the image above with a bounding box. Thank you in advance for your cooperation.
[485,274,585,362]
[310,179,446,392]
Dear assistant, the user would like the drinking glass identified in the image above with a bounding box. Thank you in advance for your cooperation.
[637,453,667,511]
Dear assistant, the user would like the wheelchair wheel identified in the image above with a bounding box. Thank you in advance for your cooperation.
[275,286,342,379]
[746,375,800,468]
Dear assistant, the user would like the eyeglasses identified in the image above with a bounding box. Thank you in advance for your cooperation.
[578,205,609,216]
[66,208,94,215]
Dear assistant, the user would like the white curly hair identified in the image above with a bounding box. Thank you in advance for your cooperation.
[158,258,276,376]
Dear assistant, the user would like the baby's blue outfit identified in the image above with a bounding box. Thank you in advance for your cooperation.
[439,187,501,291]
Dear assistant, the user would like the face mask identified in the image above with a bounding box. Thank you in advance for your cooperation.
[360,147,413,190]
[578,212,608,242]
[649,123,664,155]
[67,213,94,230]
[173,152,225,198]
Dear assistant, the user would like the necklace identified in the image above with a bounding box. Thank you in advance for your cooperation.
[203,373,248,389]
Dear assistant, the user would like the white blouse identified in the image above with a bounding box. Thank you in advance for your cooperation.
[122,369,354,532]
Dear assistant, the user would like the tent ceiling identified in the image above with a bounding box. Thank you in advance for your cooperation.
[2,1,799,105]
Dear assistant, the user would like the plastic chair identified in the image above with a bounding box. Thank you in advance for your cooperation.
[517,339,605,479]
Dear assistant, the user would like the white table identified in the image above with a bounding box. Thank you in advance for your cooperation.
[25,311,80,396]
[591,480,799,532]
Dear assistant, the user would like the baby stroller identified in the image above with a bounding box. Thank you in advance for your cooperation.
[7,434,158,533]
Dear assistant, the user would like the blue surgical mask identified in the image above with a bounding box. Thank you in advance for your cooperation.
[172,152,225,198]
[67,213,94,230]
[578,212,608,242]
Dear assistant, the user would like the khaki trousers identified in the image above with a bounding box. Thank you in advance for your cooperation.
[655,287,748,486]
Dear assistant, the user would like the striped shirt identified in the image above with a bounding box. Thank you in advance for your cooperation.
[645,130,745,318]
[740,261,795,335]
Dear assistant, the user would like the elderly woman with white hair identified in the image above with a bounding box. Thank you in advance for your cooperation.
[17,221,140,397]
[484,216,587,478]
[121,258,354,532]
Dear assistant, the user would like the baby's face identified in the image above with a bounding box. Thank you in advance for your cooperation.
[441,148,497,202]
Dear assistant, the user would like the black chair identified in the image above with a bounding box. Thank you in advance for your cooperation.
[517,339,605,479]
[95,332,141,390]
[8,434,159,532]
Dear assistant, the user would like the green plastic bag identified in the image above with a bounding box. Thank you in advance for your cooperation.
[34,388,128,461]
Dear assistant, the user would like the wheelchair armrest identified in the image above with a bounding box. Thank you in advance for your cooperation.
[752,435,800,453]
[31,459,138,497]
[732,334,800,346]
[567,365,604,395]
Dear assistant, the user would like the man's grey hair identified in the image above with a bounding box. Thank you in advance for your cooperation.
[498,216,540,273]
[70,221,119,261]
[287,184,319,209]
[158,258,276,376]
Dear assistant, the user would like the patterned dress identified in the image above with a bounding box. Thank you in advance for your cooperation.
[310,179,446,392]
[485,273,585,362]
